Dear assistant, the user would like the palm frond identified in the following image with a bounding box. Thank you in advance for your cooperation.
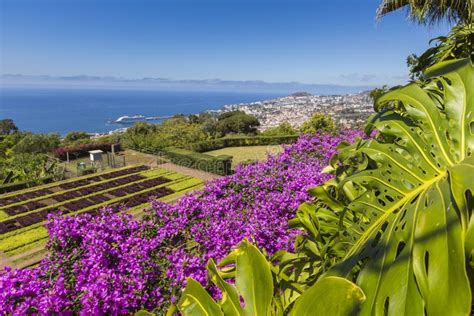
[376,0,473,25]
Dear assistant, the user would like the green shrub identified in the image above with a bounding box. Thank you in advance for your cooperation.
[162,147,232,175]
[184,135,298,153]
[299,112,336,134]
[216,110,260,135]
[260,122,299,136]
[12,133,60,154]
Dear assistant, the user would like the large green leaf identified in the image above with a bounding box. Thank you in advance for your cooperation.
[294,59,474,315]
[290,276,365,316]
[178,278,223,316]
[234,240,273,316]
[177,240,274,316]
[207,259,244,316]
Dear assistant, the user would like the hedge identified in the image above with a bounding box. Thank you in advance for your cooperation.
[54,143,122,161]
[162,147,233,176]
[0,176,55,194]
[183,135,299,153]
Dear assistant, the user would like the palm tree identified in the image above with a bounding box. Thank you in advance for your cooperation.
[377,0,473,25]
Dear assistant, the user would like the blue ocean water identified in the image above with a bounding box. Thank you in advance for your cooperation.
[0,88,282,136]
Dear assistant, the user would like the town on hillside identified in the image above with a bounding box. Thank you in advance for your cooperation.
[220,91,373,129]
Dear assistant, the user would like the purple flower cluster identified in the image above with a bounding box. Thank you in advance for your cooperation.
[0,131,364,314]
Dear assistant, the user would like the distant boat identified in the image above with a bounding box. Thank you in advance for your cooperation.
[113,114,174,124]
[114,115,146,123]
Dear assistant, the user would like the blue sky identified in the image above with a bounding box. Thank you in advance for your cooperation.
[0,0,451,86]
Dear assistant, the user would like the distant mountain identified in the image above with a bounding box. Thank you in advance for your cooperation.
[0,74,374,95]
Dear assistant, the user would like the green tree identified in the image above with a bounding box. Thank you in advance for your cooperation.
[197,112,218,136]
[0,132,25,159]
[188,114,200,124]
[120,122,159,151]
[120,119,208,152]
[300,113,336,134]
[0,119,18,135]
[0,153,62,184]
[216,111,260,135]
[260,122,299,136]
[64,131,91,143]
[159,117,207,147]
[13,133,60,154]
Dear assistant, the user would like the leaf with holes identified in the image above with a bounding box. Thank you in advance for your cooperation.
[293,58,474,315]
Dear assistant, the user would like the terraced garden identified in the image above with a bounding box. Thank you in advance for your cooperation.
[0,165,203,267]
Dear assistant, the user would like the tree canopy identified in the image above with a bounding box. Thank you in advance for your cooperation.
[300,112,336,134]
[0,119,18,135]
[64,131,91,144]
[12,133,60,154]
[216,111,260,135]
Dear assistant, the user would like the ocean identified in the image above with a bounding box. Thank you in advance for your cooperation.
[0,88,283,136]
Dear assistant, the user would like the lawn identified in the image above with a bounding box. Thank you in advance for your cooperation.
[205,145,283,166]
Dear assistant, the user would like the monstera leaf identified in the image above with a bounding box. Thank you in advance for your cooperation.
[293,58,474,315]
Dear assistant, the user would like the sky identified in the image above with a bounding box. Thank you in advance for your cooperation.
[0,0,452,87]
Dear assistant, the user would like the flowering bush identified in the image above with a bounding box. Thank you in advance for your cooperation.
[53,142,121,161]
[0,131,364,314]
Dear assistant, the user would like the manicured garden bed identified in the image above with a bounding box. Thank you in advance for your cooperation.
[0,165,204,263]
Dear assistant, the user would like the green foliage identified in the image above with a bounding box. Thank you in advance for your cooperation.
[12,133,60,154]
[177,240,275,316]
[161,117,208,147]
[291,59,474,315]
[368,85,390,102]
[299,112,336,134]
[0,119,18,135]
[407,23,474,79]
[289,277,365,316]
[163,147,233,175]
[260,122,299,137]
[216,111,260,136]
[377,0,473,25]
[121,119,208,153]
[0,129,63,189]
[0,132,25,159]
[63,131,91,144]
[184,135,298,153]
[77,163,97,176]
[0,153,62,189]
[176,240,366,316]
[193,112,219,136]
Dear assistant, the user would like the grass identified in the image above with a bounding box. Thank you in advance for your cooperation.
[205,145,283,166]
[0,226,48,254]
